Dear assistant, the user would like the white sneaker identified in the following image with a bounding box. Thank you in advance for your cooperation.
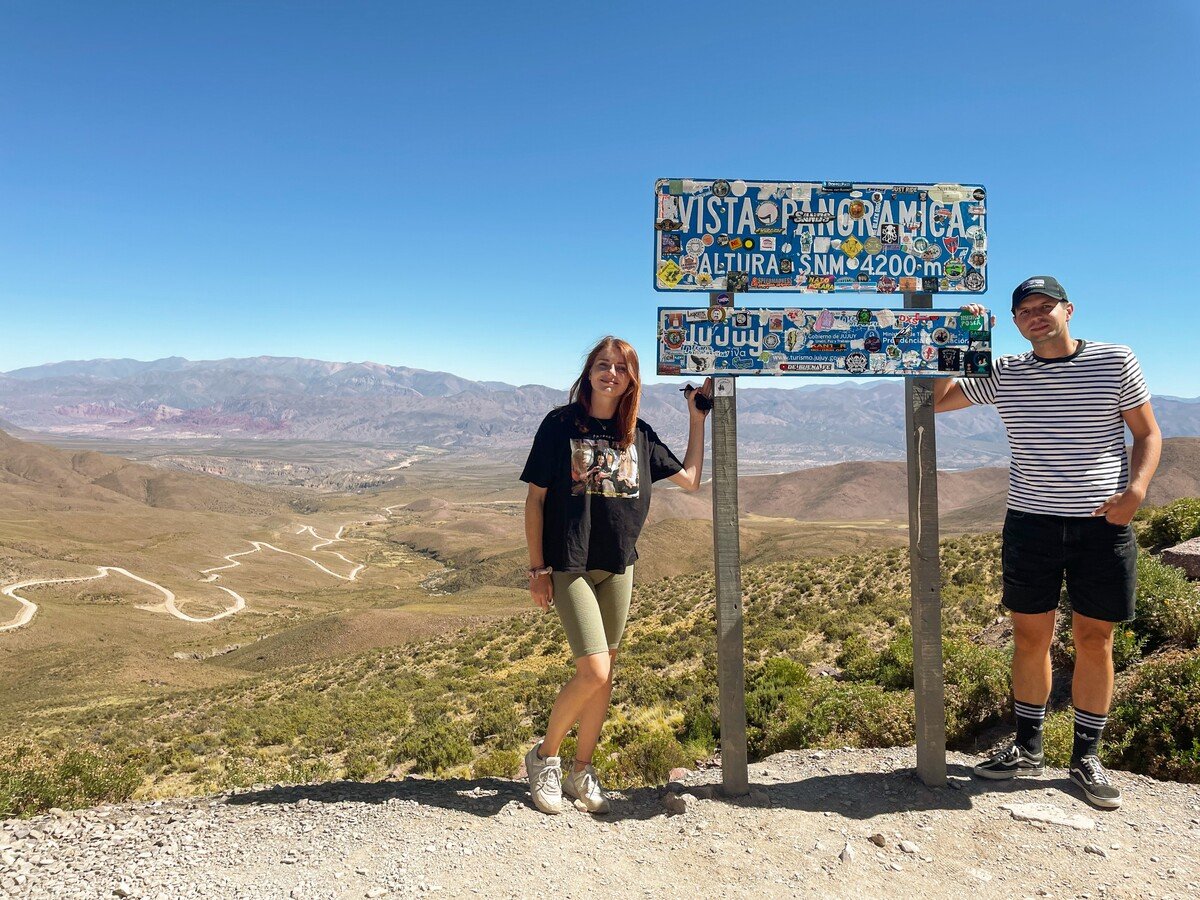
[562,763,610,814]
[524,742,563,815]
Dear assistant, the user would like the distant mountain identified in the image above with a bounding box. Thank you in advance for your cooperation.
[2,356,1198,470]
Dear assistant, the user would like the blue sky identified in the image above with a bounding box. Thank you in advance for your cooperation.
[2,1,1198,395]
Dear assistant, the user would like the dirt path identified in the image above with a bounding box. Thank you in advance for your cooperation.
[2,747,1196,899]
[0,510,395,633]
[0,566,246,631]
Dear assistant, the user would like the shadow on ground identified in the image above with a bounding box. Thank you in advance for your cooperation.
[223,762,1081,823]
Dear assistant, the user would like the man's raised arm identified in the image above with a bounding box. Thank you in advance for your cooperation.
[934,302,995,413]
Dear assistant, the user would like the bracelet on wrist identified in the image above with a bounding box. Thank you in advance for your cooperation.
[528,565,552,579]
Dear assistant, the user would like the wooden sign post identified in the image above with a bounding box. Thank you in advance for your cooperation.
[903,292,948,787]
[709,331,749,795]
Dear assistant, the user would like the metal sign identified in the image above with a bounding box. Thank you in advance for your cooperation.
[657,306,993,377]
[654,179,987,294]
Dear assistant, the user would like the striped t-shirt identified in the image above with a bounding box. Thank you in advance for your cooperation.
[959,340,1151,517]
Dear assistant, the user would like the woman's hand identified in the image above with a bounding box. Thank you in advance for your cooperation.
[530,572,553,610]
[684,377,714,421]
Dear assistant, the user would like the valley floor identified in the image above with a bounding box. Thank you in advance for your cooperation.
[3,747,1197,900]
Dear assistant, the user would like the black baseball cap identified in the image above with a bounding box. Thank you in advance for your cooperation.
[1012,275,1068,312]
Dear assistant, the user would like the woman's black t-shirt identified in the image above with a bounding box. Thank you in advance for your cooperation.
[520,404,684,574]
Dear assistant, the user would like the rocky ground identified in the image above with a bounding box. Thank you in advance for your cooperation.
[3,748,1198,900]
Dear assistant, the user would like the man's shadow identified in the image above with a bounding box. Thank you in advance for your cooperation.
[223,762,1080,823]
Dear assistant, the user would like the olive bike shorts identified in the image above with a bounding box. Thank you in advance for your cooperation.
[550,567,634,659]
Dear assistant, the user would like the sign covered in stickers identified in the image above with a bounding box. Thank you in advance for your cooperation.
[654,179,988,294]
[657,306,993,378]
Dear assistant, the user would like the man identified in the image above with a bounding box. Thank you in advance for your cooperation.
[934,275,1161,809]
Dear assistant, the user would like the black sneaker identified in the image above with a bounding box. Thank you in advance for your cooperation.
[1069,755,1122,809]
[972,742,1045,780]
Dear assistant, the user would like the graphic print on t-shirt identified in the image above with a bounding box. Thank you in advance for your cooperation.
[569,438,639,498]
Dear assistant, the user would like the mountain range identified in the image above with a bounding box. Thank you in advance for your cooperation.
[3,356,1198,470]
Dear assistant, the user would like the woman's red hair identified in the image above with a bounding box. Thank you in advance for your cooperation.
[568,336,641,449]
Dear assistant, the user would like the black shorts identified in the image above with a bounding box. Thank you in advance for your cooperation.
[1001,509,1137,622]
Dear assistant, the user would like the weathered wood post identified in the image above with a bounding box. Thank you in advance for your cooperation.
[904,290,948,787]
[709,290,749,796]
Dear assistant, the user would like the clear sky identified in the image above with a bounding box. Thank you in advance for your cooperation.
[2,1,1198,395]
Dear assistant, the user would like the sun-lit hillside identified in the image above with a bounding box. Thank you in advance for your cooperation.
[6,524,1197,818]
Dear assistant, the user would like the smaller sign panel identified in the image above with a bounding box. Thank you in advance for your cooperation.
[657,307,993,378]
[654,179,988,294]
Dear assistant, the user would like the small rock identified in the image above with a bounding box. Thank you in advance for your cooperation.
[663,793,696,815]
[839,842,855,864]
[1001,802,1096,831]
[113,886,133,898]
[1085,844,1110,859]
[868,833,887,847]
[366,889,388,899]
[899,840,919,854]
[669,767,691,782]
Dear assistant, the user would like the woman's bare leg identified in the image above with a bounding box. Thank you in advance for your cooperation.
[572,650,617,770]
[541,652,611,758]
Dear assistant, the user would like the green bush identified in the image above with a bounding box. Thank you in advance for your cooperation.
[1111,625,1147,671]
[875,630,914,690]
[1134,554,1200,650]
[942,638,1011,742]
[835,634,878,682]
[1040,710,1074,768]
[0,744,142,818]
[1105,650,1200,782]
[1138,498,1200,549]
[759,680,914,754]
[595,731,690,788]
[472,749,521,778]
[676,696,719,752]
[744,658,809,749]
[469,701,530,747]
[342,748,378,781]
[394,715,473,774]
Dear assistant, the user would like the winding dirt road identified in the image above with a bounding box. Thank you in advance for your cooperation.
[0,512,394,633]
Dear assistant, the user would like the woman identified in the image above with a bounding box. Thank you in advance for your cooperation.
[520,336,710,814]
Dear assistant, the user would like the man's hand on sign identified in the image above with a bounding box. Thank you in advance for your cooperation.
[960,303,996,329]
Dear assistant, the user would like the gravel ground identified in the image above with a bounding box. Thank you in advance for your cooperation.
[3,748,1198,899]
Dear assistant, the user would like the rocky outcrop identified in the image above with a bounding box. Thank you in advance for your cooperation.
[1162,537,1200,579]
